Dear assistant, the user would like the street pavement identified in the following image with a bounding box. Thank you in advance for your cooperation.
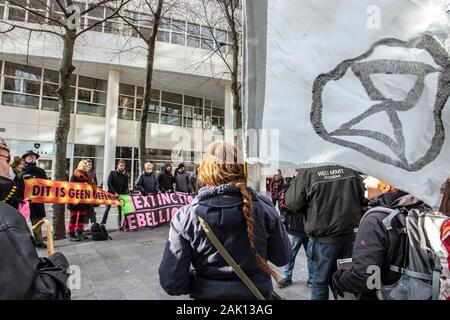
[38,206,312,300]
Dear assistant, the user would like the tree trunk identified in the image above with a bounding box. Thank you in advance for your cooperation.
[139,0,164,173]
[53,28,76,240]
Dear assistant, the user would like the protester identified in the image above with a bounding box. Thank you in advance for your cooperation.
[22,150,48,248]
[84,159,98,233]
[101,160,129,228]
[278,173,313,288]
[159,142,292,300]
[190,165,200,195]
[174,163,192,194]
[332,185,424,299]
[11,156,25,202]
[286,165,366,300]
[158,163,174,192]
[269,169,284,208]
[0,138,22,209]
[135,162,159,195]
[440,177,449,215]
[67,160,97,242]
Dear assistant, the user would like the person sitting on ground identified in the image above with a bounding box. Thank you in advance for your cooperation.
[135,162,159,196]
[67,160,97,242]
[158,163,174,193]
[332,183,424,300]
[174,163,192,194]
[159,141,293,300]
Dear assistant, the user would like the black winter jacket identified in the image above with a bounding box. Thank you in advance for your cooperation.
[159,185,293,300]
[332,192,424,299]
[135,172,159,194]
[24,163,48,219]
[285,165,366,243]
[280,179,306,236]
[0,202,71,299]
[107,170,129,195]
[158,167,174,192]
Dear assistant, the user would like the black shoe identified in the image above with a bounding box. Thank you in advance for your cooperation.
[278,278,292,288]
[76,231,88,240]
[69,232,81,242]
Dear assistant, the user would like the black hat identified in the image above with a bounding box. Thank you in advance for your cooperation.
[22,150,40,160]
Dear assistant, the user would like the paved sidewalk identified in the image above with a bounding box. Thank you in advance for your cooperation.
[37,206,312,300]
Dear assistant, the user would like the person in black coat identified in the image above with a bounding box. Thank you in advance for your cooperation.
[0,202,71,299]
[135,162,159,195]
[158,163,174,192]
[101,160,129,228]
[332,188,424,300]
[0,138,22,209]
[22,150,48,248]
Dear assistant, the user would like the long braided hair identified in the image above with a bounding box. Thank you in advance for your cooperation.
[197,141,280,284]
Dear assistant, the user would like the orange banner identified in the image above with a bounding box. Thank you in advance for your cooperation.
[24,178,121,206]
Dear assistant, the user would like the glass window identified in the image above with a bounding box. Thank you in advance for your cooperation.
[22,80,41,95]
[3,78,21,92]
[184,95,202,107]
[77,102,106,117]
[87,18,103,32]
[187,23,200,36]
[5,62,41,80]
[0,7,4,20]
[116,147,132,159]
[2,92,39,109]
[138,26,152,39]
[139,13,153,26]
[78,89,91,102]
[161,102,182,115]
[148,112,159,123]
[74,144,105,158]
[88,6,105,18]
[78,75,107,91]
[44,69,59,83]
[8,7,26,22]
[187,36,200,48]
[28,11,46,24]
[119,83,135,96]
[171,32,185,45]
[216,29,228,43]
[104,20,121,34]
[28,0,48,10]
[119,107,134,121]
[184,106,193,117]
[41,98,59,111]
[160,18,171,30]
[161,91,182,104]
[157,30,170,42]
[201,26,213,39]
[212,108,225,118]
[160,114,181,126]
[119,95,134,108]
[148,100,159,112]
[43,83,59,97]
[92,91,106,104]
[201,39,214,50]
[171,20,185,32]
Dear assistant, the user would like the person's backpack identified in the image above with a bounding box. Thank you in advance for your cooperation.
[363,206,450,300]
[91,223,111,241]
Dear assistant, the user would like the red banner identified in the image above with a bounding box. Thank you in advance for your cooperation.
[24,178,121,206]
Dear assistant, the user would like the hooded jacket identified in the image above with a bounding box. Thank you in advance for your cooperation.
[158,163,174,192]
[332,191,424,299]
[174,171,192,194]
[135,172,159,194]
[285,165,366,243]
[159,185,293,300]
[0,202,71,299]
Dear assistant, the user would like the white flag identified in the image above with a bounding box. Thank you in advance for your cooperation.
[245,0,450,207]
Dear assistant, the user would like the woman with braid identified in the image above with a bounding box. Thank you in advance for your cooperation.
[159,141,292,300]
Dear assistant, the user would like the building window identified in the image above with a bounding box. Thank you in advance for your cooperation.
[2,62,41,109]
[76,75,107,117]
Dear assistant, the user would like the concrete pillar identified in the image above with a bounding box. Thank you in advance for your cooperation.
[224,84,234,144]
[102,70,120,190]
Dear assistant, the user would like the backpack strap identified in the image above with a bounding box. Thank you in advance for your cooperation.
[432,256,442,300]
[389,265,433,281]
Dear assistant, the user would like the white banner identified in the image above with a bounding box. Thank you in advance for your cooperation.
[246,0,450,207]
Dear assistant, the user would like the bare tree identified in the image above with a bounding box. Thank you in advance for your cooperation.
[118,0,176,172]
[185,0,243,145]
[0,0,130,239]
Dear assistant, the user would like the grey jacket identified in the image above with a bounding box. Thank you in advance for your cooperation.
[159,185,293,300]
[174,172,192,194]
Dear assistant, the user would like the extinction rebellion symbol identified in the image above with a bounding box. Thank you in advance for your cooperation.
[311,34,450,172]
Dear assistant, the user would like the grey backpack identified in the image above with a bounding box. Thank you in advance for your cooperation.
[363,207,450,300]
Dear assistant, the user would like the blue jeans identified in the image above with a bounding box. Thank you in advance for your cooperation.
[310,239,354,300]
[283,234,313,283]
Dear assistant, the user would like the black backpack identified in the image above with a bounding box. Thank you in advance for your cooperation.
[91,223,111,241]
